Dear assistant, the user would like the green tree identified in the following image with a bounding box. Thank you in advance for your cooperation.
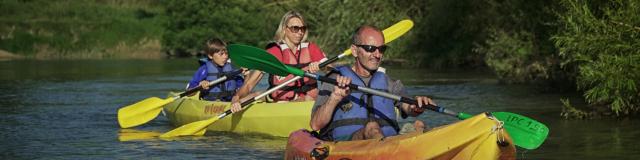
[162,0,273,56]
[161,0,419,60]
[0,0,164,58]
[470,0,562,84]
[553,0,640,116]
[260,0,418,60]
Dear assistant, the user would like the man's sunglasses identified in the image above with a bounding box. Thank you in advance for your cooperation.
[287,25,307,33]
[356,44,388,53]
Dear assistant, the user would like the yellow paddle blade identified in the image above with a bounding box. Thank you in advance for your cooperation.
[117,97,175,128]
[159,116,219,138]
[342,19,414,55]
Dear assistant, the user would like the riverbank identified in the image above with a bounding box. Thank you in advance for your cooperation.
[0,49,23,60]
[0,39,164,60]
[0,0,164,59]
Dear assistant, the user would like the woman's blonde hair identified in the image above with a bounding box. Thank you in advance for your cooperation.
[273,11,308,43]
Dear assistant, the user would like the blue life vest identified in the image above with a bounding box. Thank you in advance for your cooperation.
[327,66,400,139]
[201,60,239,101]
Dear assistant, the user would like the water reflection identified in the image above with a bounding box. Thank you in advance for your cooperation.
[118,129,163,142]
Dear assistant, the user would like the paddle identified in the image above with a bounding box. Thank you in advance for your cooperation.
[319,19,413,66]
[159,75,300,138]
[228,45,549,150]
[158,20,415,138]
[117,69,245,128]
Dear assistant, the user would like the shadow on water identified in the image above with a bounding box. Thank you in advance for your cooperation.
[0,59,638,159]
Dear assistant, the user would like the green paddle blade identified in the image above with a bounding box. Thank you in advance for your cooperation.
[493,112,549,150]
[457,111,549,149]
[228,44,304,77]
[117,97,175,128]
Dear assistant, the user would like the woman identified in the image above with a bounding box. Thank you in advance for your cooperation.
[231,11,326,112]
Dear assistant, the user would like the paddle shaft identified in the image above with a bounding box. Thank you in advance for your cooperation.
[304,72,467,118]
[214,73,301,119]
[215,50,353,118]
[199,20,405,130]
[201,19,415,132]
[225,43,548,149]
[158,74,300,137]
[319,52,349,67]
[226,19,413,109]
[163,20,426,137]
[317,19,413,67]
[177,69,245,98]
[216,50,351,118]
[304,73,549,150]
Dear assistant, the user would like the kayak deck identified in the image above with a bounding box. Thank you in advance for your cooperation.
[163,94,313,137]
[285,113,516,160]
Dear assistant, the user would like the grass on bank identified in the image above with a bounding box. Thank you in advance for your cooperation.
[0,0,165,59]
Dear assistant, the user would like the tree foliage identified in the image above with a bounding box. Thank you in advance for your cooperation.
[5,0,639,117]
[471,0,561,84]
[161,0,420,59]
[553,0,640,116]
[162,0,274,56]
[0,0,164,58]
[474,30,552,84]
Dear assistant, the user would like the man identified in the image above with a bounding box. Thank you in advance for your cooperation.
[310,25,436,141]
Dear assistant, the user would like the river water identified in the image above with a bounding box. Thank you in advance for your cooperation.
[1,59,638,159]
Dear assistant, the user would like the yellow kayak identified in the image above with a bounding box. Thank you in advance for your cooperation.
[285,113,516,160]
[162,94,313,137]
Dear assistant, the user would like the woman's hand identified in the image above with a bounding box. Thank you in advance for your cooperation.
[230,95,243,113]
[305,62,321,73]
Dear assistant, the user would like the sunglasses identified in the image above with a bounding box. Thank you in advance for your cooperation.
[356,44,388,53]
[287,25,307,33]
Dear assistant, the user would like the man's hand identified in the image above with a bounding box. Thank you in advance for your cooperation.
[410,96,436,114]
[329,75,351,102]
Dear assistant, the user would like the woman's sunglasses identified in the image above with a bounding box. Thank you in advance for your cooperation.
[356,44,388,53]
[287,25,307,33]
